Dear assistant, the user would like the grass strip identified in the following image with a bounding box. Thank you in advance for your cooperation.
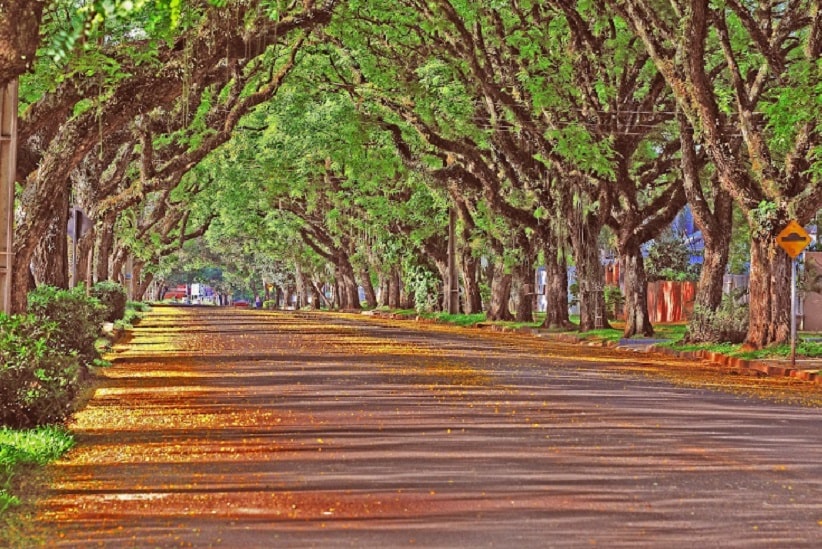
[0,426,74,513]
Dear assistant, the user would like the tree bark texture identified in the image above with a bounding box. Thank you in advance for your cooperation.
[388,268,401,309]
[745,237,791,348]
[0,0,44,88]
[32,182,70,288]
[460,252,482,314]
[487,260,514,322]
[620,246,653,337]
[360,268,377,309]
[570,215,610,331]
[541,242,571,329]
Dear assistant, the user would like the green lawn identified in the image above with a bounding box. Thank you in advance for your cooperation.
[0,426,74,513]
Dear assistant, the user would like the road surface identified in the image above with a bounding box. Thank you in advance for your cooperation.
[18,307,822,547]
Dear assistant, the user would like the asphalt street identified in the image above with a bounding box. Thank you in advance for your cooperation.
[22,307,822,547]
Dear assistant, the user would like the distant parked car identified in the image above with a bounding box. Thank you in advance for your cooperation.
[233,300,249,307]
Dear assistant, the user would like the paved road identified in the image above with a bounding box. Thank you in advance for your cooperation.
[23,307,822,547]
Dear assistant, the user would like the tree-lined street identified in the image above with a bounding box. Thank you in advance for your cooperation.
[18,307,822,547]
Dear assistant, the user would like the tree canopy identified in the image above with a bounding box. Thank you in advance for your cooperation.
[4,0,820,347]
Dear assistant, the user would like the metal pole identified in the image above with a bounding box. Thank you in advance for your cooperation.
[791,258,797,367]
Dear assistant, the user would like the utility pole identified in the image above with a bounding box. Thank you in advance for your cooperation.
[0,81,18,314]
[445,206,459,314]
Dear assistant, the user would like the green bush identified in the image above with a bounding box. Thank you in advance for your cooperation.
[90,281,127,322]
[262,300,277,310]
[27,285,106,365]
[0,314,81,428]
[126,300,150,312]
[604,284,624,320]
[685,292,749,344]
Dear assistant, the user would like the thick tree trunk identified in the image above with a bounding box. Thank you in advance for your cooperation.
[679,110,734,320]
[0,1,45,88]
[95,213,116,282]
[336,253,361,310]
[570,219,610,332]
[695,231,731,311]
[541,243,572,329]
[745,236,790,348]
[460,253,482,314]
[359,268,377,309]
[377,273,390,307]
[77,229,95,288]
[33,204,69,288]
[310,279,328,309]
[513,264,534,323]
[487,261,514,321]
[620,245,653,337]
[388,268,401,309]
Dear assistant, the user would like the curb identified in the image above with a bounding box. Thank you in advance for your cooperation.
[362,311,821,385]
[647,345,822,385]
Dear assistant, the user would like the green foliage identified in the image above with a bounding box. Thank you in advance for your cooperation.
[645,229,700,282]
[685,292,749,344]
[603,284,624,321]
[748,200,781,240]
[0,315,81,429]
[406,264,441,314]
[429,312,486,327]
[0,426,75,513]
[27,285,106,366]
[90,281,128,322]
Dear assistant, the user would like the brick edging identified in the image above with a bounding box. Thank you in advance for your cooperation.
[648,345,821,384]
[364,311,821,385]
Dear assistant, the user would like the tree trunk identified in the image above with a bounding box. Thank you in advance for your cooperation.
[77,229,95,289]
[541,242,572,329]
[377,273,390,307]
[620,244,653,337]
[335,253,361,310]
[111,249,126,284]
[33,207,69,288]
[359,267,377,309]
[135,271,153,301]
[460,252,482,314]
[310,279,328,309]
[568,207,610,331]
[95,213,116,282]
[513,264,534,323]
[678,110,734,324]
[388,268,401,309]
[487,260,514,321]
[695,228,731,311]
[745,236,790,348]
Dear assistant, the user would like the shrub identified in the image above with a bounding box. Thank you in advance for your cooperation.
[685,291,749,344]
[126,300,150,312]
[27,285,106,365]
[0,314,81,428]
[604,284,624,320]
[90,281,127,322]
[262,300,277,310]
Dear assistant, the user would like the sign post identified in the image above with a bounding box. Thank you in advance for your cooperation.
[776,220,811,367]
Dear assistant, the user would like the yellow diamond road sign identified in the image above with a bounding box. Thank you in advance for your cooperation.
[776,220,811,259]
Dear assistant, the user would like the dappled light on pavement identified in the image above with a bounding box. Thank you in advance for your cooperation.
[19,308,822,547]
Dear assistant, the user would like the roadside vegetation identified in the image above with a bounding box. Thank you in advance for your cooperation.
[0,282,145,516]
